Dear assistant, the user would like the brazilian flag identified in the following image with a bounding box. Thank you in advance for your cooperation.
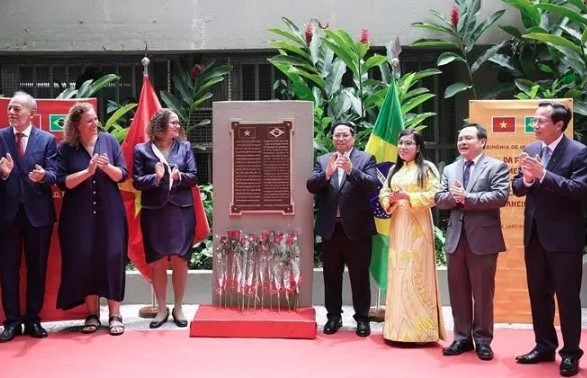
[365,77,404,290]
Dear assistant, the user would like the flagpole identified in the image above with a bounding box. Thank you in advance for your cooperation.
[136,53,158,319]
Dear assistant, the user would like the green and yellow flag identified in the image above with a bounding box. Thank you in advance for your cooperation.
[365,77,404,289]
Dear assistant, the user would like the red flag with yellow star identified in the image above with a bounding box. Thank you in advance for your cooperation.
[492,116,516,133]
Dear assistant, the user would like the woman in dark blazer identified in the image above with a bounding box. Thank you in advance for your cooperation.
[132,108,198,328]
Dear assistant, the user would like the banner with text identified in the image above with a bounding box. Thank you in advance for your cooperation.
[469,99,573,323]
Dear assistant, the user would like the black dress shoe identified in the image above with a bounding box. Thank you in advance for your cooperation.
[515,349,556,364]
[0,324,22,343]
[476,344,494,361]
[149,308,170,329]
[442,340,475,356]
[323,318,342,335]
[356,320,371,337]
[560,357,580,377]
[24,322,48,338]
[171,308,188,328]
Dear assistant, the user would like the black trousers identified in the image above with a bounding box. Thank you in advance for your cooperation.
[525,222,583,359]
[0,206,52,326]
[322,223,371,321]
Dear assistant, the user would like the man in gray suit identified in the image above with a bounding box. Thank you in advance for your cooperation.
[435,124,509,361]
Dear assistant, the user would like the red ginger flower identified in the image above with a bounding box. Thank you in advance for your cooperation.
[305,23,313,45]
[450,4,460,28]
[190,64,205,79]
[359,29,369,44]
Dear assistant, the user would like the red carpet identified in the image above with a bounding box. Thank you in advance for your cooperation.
[1,329,587,378]
[190,305,316,338]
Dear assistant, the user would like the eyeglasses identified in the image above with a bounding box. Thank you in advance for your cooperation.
[398,140,415,147]
[532,118,552,126]
[333,133,353,139]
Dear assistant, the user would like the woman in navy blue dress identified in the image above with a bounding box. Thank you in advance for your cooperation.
[133,108,198,328]
[56,102,128,336]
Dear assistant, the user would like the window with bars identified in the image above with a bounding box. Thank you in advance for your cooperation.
[0,50,459,187]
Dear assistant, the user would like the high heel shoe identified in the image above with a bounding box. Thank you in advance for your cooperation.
[172,308,188,328]
[149,308,170,329]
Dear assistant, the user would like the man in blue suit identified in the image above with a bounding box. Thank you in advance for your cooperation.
[306,121,379,337]
[0,91,57,342]
[513,101,587,377]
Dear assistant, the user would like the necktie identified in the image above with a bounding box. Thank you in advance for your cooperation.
[15,132,25,158]
[542,146,551,167]
[463,160,473,189]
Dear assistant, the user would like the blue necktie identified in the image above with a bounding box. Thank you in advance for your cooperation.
[542,146,551,167]
[463,160,473,189]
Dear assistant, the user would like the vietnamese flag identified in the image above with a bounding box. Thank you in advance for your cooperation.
[492,116,516,133]
[119,74,211,282]
[119,74,161,281]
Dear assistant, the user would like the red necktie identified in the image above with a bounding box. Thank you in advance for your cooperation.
[15,132,25,158]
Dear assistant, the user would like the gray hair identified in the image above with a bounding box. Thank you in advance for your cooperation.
[12,91,37,112]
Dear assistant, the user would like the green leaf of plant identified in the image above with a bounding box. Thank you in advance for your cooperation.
[428,9,453,30]
[411,39,460,49]
[193,76,226,99]
[76,79,93,98]
[535,4,587,27]
[573,100,587,116]
[401,93,435,114]
[411,22,454,35]
[444,82,472,98]
[522,33,582,54]
[321,38,358,77]
[324,59,346,96]
[189,93,213,111]
[404,112,436,129]
[487,53,522,76]
[363,55,387,71]
[104,103,137,130]
[499,25,522,38]
[267,27,306,47]
[437,52,467,66]
[471,41,506,73]
[567,0,587,13]
[501,0,540,28]
[410,68,442,81]
[290,67,326,87]
[270,41,311,60]
[469,10,506,47]
[160,91,188,122]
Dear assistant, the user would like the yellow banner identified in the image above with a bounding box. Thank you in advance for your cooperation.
[469,99,573,323]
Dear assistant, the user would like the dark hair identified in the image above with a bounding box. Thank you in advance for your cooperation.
[330,120,356,136]
[538,101,572,131]
[387,128,436,188]
[146,108,186,142]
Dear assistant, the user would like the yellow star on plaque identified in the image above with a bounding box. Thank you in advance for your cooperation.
[500,121,509,129]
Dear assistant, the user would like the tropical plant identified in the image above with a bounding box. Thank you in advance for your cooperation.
[159,59,231,149]
[56,74,121,99]
[268,17,440,153]
[411,0,506,99]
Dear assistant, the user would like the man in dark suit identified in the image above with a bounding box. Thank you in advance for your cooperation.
[436,124,509,361]
[306,120,379,337]
[0,91,57,342]
[512,101,587,377]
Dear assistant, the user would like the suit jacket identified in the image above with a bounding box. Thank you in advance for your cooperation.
[132,140,198,209]
[435,154,509,255]
[306,148,379,240]
[512,136,587,252]
[0,126,57,227]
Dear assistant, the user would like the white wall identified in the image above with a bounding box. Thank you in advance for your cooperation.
[0,0,520,53]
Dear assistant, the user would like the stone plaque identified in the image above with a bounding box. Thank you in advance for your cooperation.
[230,120,294,215]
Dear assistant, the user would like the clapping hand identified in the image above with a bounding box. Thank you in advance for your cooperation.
[154,162,165,179]
[95,153,110,170]
[171,165,180,181]
[0,153,14,177]
[28,164,45,183]
[326,153,337,177]
[87,154,99,176]
[519,152,544,182]
[335,153,352,173]
[450,180,466,204]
